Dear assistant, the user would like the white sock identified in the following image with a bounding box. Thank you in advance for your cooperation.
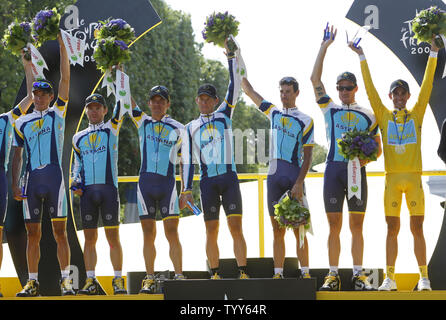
[29,273,38,281]
[301,267,310,275]
[114,270,122,278]
[329,266,338,274]
[86,270,95,279]
[61,269,70,279]
[274,268,283,275]
[353,265,363,276]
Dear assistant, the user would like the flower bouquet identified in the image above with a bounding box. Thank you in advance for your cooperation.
[2,21,33,60]
[337,128,378,161]
[32,8,61,47]
[93,38,131,72]
[202,11,239,49]
[96,18,135,45]
[274,191,311,230]
[411,6,446,48]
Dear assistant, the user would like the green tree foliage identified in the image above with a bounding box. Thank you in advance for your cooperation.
[119,0,203,177]
[311,143,328,171]
[0,0,76,112]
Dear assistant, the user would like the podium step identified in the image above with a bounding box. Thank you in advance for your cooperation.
[163,278,317,300]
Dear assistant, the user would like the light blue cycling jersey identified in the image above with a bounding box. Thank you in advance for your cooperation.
[72,102,123,187]
[182,57,241,191]
[129,107,184,178]
[317,95,378,163]
[0,105,25,170]
[13,97,68,172]
[259,100,315,168]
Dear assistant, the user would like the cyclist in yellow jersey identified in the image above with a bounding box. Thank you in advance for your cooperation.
[349,37,439,291]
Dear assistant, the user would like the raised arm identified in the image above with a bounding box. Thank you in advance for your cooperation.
[57,32,70,101]
[241,77,264,107]
[310,25,337,101]
[17,49,35,112]
[216,40,242,118]
[412,37,439,121]
[109,100,125,134]
[349,43,386,120]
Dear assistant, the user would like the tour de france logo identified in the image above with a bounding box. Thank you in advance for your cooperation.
[341,112,359,126]
[400,10,433,55]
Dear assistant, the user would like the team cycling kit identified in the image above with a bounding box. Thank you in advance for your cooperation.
[182,57,243,221]
[72,102,123,229]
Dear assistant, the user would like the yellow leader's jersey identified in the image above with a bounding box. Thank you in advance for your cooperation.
[360,53,437,173]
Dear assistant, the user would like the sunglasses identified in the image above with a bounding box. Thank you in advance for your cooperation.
[32,81,53,90]
[280,77,298,85]
[337,85,356,92]
[151,85,168,93]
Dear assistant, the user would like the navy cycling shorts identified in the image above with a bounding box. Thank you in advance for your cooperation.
[323,161,367,213]
[80,184,120,229]
[0,169,7,228]
[137,172,179,221]
[267,159,308,217]
[23,164,67,223]
[199,171,243,221]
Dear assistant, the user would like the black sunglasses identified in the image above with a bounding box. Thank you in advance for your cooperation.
[337,85,356,92]
[280,77,297,85]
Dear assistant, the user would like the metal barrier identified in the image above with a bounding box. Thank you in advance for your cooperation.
[117,171,446,258]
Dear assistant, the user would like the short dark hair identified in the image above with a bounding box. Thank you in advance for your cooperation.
[279,77,299,92]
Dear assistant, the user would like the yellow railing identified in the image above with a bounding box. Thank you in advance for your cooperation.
[117,171,446,258]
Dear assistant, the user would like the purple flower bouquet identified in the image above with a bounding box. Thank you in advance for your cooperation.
[93,38,131,72]
[2,21,33,59]
[32,8,61,47]
[337,128,378,161]
[202,11,239,48]
[96,18,135,45]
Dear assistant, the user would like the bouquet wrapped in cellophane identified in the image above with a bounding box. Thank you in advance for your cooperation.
[274,191,311,230]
